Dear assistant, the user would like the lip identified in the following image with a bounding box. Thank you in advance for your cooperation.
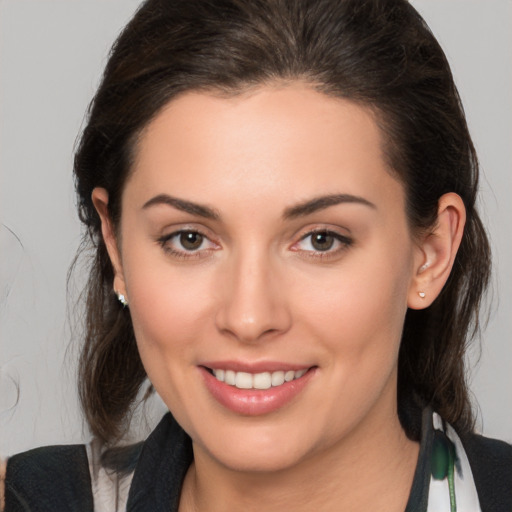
[200,363,316,416]
[200,360,311,373]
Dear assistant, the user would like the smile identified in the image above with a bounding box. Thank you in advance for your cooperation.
[211,369,308,390]
[201,365,316,415]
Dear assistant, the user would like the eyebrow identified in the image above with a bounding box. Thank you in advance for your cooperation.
[142,194,220,220]
[142,192,375,221]
[283,194,376,220]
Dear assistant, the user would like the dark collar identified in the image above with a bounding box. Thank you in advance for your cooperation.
[126,413,193,512]
[404,407,435,511]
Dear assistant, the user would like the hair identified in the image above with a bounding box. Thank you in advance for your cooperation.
[73,0,491,444]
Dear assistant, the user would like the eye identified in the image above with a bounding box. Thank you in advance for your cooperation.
[293,229,352,255]
[178,231,205,251]
[307,232,336,251]
[158,229,218,258]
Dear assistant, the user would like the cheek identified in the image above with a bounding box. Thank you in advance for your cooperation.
[123,257,218,418]
[306,263,409,323]
[295,259,412,429]
[122,249,216,359]
[296,243,413,366]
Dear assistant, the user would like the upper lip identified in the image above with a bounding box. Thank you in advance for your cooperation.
[200,360,313,373]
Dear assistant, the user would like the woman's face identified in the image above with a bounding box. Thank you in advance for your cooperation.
[111,85,424,471]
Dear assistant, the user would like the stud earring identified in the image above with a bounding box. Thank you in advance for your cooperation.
[116,291,128,307]
[418,291,426,299]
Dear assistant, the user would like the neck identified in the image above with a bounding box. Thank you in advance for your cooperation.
[179,400,419,512]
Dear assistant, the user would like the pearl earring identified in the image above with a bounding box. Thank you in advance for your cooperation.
[116,291,128,307]
[418,291,426,299]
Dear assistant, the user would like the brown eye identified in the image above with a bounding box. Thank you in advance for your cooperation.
[311,232,335,251]
[180,231,204,250]
[158,229,218,259]
[293,229,353,256]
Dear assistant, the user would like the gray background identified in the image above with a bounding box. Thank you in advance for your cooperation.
[1,0,510,457]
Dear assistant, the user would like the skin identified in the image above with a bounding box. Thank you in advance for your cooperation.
[93,84,465,511]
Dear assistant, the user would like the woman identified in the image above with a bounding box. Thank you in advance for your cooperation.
[3,0,511,510]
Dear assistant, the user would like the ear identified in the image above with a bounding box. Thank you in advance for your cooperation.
[408,192,466,310]
[91,187,127,299]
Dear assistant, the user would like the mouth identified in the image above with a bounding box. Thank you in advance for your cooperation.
[206,368,309,390]
[200,364,316,415]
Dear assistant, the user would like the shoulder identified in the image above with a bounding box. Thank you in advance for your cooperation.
[462,431,512,466]
[1,414,187,512]
[4,444,94,511]
[460,431,512,511]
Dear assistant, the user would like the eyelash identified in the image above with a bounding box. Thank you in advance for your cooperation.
[292,229,353,260]
[157,229,218,260]
[157,228,353,261]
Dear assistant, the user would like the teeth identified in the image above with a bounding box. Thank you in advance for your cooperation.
[271,371,285,387]
[253,372,272,390]
[212,368,308,389]
[235,372,253,389]
[284,370,295,382]
[225,370,236,385]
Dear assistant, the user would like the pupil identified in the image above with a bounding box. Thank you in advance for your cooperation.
[180,232,203,250]
[312,232,333,251]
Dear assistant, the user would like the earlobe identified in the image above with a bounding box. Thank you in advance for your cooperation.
[91,187,127,298]
[408,193,466,310]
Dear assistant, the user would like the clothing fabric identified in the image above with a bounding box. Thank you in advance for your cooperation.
[4,408,512,511]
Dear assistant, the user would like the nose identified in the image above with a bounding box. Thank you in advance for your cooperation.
[215,249,292,343]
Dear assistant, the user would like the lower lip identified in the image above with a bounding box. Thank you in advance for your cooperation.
[200,367,315,416]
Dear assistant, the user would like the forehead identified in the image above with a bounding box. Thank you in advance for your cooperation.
[127,84,404,215]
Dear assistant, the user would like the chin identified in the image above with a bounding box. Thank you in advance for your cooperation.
[192,419,326,474]
[211,444,309,474]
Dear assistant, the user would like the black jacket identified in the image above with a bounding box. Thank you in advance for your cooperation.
[5,411,512,511]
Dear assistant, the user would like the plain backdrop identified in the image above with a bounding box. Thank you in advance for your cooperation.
[1,0,511,457]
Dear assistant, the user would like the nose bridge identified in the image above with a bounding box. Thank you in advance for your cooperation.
[215,243,290,342]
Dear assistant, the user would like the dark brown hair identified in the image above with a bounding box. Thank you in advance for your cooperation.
[74,0,490,443]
